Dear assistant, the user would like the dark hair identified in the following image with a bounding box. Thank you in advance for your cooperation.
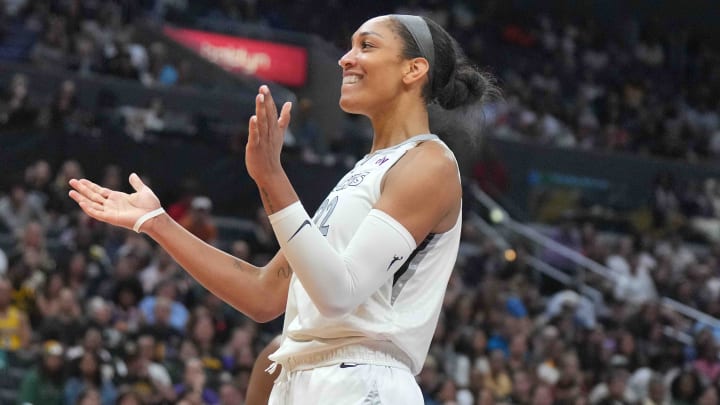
[390,16,499,110]
[390,15,501,162]
[70,351,103,386]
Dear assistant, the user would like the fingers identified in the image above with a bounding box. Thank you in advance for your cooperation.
[248,115,259,145]
[68,189,109,221]
[69,178,109,204]
[254,84,289,142]
[129,173,145,193]
[278,102,293,130]
[255,92,269,139]
[260,85,279,122]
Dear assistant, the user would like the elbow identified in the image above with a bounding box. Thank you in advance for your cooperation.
[249,304,285,324]
[238,297,284,323]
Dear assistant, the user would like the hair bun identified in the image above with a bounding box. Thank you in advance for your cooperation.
[436,66,497,110]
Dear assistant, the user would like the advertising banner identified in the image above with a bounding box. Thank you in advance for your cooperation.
[164,26,308,87]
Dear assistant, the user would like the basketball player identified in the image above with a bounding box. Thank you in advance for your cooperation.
[68,14,496,404]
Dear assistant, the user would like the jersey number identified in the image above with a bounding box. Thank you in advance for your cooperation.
[314,196,338,236]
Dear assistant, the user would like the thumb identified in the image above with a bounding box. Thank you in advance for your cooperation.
[129,173,146,193]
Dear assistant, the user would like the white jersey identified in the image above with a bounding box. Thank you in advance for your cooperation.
[269,134,462,375]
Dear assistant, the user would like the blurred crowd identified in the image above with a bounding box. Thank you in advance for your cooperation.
[3,1,720,405]
[3,0,193,87]
[3,158,720,405]
[154,0,720,163]
[418,218,720,405]
[0,158,282,405]
[3,1,720,163]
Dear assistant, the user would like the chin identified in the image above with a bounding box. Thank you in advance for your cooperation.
[338,97,362,115]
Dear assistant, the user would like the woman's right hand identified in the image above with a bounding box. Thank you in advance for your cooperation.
[68,173,162,231]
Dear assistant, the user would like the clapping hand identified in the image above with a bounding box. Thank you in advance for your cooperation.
[245,85,292,184]
[68,173,162,232]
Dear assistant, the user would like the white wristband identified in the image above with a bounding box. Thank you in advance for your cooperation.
[133,208,166,233]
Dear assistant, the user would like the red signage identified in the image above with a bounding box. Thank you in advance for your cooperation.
[164,26,308,87]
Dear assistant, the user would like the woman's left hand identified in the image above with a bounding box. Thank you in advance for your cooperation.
[246,85,292,184]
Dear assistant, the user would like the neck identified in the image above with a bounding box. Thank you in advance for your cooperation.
[368,96,430,152]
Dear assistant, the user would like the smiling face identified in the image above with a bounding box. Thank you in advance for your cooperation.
[338,16,412,117]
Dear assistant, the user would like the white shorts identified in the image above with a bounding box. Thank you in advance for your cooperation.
[268,362,423,405]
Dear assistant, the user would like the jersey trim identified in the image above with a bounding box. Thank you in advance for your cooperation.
[391,233,436,304]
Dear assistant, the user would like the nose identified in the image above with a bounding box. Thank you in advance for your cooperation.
[338,49,355,69]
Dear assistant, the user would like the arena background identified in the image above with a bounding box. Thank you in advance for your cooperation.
[2,1,720,404]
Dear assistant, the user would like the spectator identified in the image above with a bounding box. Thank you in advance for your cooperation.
[66,324,116,379]
[613,253,658,306]
[178,196,218,245]
[30,15,69,69]
[38,287,85,346]
[221,325,256,375]
[174,357,220,405]
[0,73,37,129]
[509,369,534,404]
[23,160,58,215]
[139,246,182,295]
[139,295,185,353]
[45,79,78,130]
[68,35,101,75]
[35,271,64,318]
[112,276,144,337]
[641,373,668,405]
[292,97,327,163]
[136,333,175,393]
[17,340,67,405]
[545,289,597,330]
[592,368,632,405]
[0,276,31,351]
[218,381,244,405]
[669,370,703,405]
[691,330,720,383]
[187,307,224,386]
[166,178,200,222]
[0,180,49,235]
[418,355,442,405]
[482,349,513,400]
[64,350,118,405]
[139,279,189,332]
[115,340,176,404]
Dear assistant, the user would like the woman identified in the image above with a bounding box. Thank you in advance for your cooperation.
[18,340,67,405]
[64,351,118,405]
[69,14,496,404]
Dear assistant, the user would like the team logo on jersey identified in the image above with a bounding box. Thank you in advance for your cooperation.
[334,171,368,191]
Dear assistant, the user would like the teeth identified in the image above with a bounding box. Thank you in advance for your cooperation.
[343,75,360,84]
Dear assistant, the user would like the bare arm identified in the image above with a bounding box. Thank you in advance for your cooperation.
[246,335,282,405]
[68,176,290,323]
[145,216,291,322]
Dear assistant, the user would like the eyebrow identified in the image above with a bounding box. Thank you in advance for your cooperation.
[352,31,384,41]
